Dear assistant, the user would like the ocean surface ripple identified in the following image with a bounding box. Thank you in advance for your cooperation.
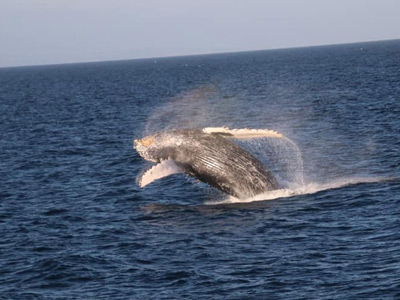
[1,40,400,299]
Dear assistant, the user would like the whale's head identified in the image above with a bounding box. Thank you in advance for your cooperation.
[134,131,181,163]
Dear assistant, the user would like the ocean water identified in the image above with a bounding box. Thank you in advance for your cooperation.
[1,40,400,299]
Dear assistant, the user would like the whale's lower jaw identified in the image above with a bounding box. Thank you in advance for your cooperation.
[135,129,281,199]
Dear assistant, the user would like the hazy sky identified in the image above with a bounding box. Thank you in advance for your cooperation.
[1,0,399,67]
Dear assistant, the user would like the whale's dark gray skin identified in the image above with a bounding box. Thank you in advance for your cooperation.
[134,129,280,199]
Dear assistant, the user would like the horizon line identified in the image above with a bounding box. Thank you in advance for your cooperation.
[1,38,399,70]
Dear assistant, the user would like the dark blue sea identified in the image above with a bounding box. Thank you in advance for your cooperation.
[1,40,400,299]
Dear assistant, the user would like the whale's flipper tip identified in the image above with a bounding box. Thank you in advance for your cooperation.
[138,159,182,187]
[203,127,284,139]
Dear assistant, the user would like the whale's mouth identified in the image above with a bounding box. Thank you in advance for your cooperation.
[134,136,159,163]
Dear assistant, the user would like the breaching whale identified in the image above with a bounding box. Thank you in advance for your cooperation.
[134,127,283,199]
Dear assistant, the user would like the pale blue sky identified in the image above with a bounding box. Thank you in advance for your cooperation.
[1,0,399,67]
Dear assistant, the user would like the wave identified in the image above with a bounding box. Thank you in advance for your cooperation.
[208,176,392,204]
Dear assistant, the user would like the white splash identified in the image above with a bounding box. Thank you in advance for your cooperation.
[209,176,389,204]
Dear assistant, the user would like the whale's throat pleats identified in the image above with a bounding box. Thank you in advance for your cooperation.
[182,133,280,199]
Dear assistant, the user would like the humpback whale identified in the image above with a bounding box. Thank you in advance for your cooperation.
[134,127,283,199]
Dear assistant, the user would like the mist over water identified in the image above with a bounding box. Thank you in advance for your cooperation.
[1,40,400,299]
[140,83,384,203]
[144,85,224,134]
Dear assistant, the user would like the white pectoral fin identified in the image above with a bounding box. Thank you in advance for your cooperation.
[203,127,284,139]
[138,159,183,187]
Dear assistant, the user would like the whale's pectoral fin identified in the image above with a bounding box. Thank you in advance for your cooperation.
[138,159,183,187]
[203,127,284,139]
